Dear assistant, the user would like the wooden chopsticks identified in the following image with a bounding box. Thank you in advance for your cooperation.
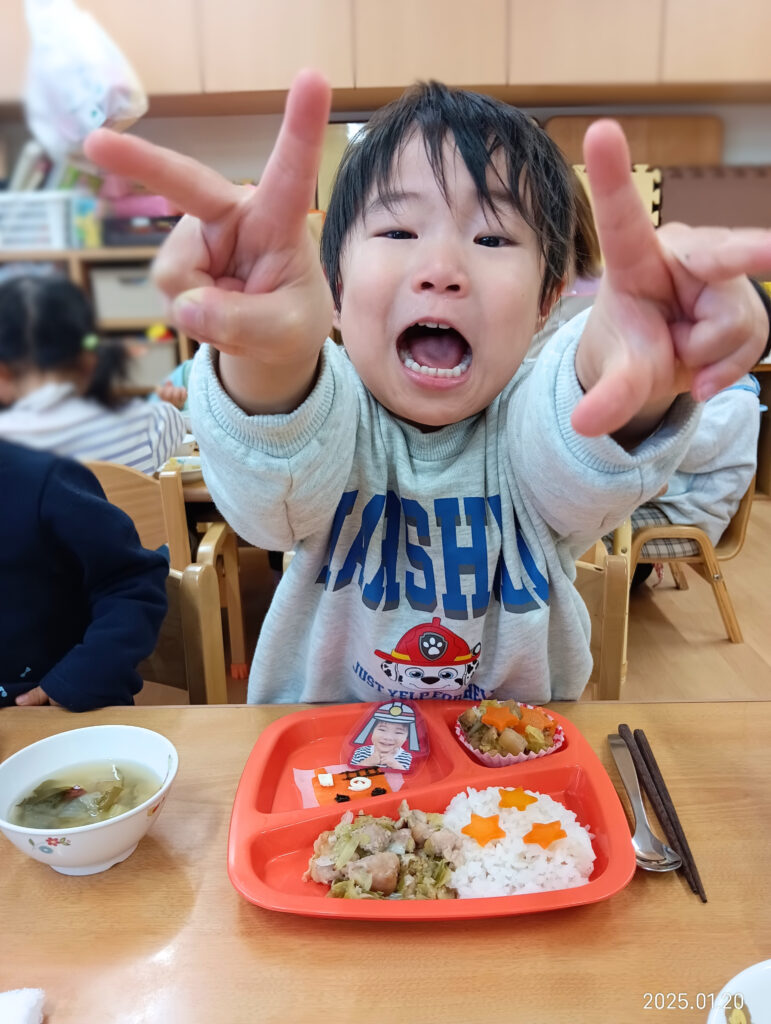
[618,723,707,903]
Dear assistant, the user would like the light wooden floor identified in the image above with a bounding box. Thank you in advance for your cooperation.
[138,500,771,707]
[618,497,771,701]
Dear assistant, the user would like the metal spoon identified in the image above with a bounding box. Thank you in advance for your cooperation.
[608,734,682,872]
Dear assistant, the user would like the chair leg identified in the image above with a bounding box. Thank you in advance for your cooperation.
[700,548,743,643]
[221,532,248,678]
[669,561,689,590]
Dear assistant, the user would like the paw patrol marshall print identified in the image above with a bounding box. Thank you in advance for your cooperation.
[375,617,481,694]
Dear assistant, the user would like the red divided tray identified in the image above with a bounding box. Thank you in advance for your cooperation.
[227,701,635,919]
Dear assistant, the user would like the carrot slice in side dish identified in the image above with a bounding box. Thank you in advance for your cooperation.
[513,707,556,737]
[480,704,521,732]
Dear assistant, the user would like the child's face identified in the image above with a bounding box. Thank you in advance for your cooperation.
[336,133,546,429]
[371,720,409,754]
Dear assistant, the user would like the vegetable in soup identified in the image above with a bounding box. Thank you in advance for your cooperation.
[11,760,162,829]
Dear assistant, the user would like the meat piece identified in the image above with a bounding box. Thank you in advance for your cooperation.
[304,856,341,885]
[345,852,400,896]
[387,828,416,855]
[424,828,464,867]
[354,822,392,853]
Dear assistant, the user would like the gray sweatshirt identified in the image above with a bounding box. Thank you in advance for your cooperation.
[190,312,699,705]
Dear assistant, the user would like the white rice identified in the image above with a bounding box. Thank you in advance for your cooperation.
[443,786,596,898]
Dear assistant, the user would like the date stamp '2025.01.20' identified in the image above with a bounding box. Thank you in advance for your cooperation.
[643,992,749,1018]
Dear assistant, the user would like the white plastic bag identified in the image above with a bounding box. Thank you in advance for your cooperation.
[24,0,148,161]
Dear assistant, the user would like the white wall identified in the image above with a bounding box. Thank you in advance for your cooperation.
[129,103,771,179]
[2,102,771,182]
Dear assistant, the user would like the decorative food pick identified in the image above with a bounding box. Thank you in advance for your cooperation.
[523,821,567,849]
[308,766,393,806]
[345,699,429,773]
[498,787,537,811]
[461,813,507,847]
[481,704,522,733]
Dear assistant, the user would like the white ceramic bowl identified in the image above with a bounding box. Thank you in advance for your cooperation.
[0,725,178,876]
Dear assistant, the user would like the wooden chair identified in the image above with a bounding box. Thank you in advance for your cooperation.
[628,477,756,643]
[86,461,248,677]
[139,562,228,704]
[574,521,631,700]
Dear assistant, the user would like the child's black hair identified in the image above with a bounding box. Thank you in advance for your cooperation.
[321,81,576,312]
[0,274,128,408]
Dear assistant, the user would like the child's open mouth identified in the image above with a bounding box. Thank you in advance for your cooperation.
[397,321,472,379]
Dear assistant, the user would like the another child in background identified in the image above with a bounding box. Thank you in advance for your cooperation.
[85,73,771,705]
[0,439,168,710]
[0,274,185,473]
[151,356,194,412]
[629,376,762,587]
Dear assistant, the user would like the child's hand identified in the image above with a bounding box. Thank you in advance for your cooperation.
[84,70,334,414]
[15,686,60,707]
[574,120,771,441]
[155,381,188,409]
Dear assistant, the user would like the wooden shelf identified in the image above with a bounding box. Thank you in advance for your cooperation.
[0,247,159,262]
[98,317,166,332]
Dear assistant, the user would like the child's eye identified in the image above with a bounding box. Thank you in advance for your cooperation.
[379,229,415,240]
[475,235,511,248]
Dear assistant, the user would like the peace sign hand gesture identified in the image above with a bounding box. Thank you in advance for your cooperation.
[573,120,770,442]
[84,70,334,414]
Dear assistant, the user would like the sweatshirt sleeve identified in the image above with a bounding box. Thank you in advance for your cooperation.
[509,309,702,545]
[37,460,169,711]
[188,340,359,551]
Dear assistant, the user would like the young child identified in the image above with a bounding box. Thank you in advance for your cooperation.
[0,274,185,473]
[629,374,762,587]
[0,439,168,710]
[85,72,771,705]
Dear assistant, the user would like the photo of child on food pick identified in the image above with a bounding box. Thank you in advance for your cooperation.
[84,70,771,708]
[348,700,426,771]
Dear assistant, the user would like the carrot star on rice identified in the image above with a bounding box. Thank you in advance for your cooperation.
[523,820,567,849]
[461,813,507,847]
[498,787,537,811]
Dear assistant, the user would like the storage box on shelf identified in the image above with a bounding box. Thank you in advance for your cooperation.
[0,192,73,250]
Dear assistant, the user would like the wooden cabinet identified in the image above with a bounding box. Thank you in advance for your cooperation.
[508,0,662,85]
[353,0,506,88]
[0,0,29,103]
[662,0,771,83]
[0,0,200,103]
[80,0,202,95]
[200,0,354,92]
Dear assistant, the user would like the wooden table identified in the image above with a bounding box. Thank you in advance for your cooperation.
[1,703,768,1024]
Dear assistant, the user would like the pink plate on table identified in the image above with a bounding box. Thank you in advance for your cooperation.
[227,700,635,919]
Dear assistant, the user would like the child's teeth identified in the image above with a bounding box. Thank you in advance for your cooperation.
[401,351,471,377]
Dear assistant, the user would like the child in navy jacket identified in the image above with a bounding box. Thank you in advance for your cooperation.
[1,440,168,710]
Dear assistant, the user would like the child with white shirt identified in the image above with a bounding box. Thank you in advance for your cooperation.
[0,274,184,473]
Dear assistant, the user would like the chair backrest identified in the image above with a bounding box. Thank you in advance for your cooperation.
[86,461,191,569]
[138,562,228,704]
[715,475,756,561]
